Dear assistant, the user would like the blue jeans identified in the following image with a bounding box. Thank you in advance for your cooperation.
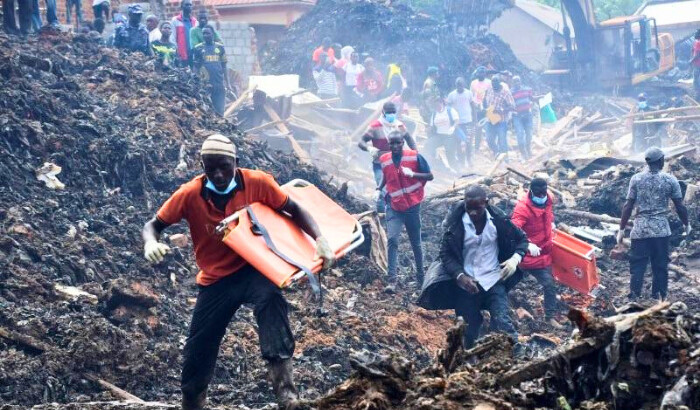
[521,267,558,318]
[512,113,533,158]
[65,0,83,24]
[486,121,508,156]
[372,163,386,213]
[455,282,517,348]
[32,0,58,27]
[386,204,423,282]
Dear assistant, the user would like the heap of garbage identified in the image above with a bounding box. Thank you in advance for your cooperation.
[262,0,537,92]
[3,20,700,410]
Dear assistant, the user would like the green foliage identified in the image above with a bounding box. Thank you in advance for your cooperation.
[533,0,645,20]
[401,0,445,18]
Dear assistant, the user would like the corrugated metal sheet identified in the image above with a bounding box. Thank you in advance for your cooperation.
[637,0,700,27]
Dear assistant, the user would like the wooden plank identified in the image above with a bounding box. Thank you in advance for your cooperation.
[546,106,583,141]
[294,97,341,107]
[85,374,146,403]
[623,105,700,119]
[244,120,286,134]
[556,112,602,148]
[223,84,258,118]
[263,104,311,164]
[348,93,397,142]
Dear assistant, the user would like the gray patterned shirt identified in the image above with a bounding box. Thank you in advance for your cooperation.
[626,170,682,239]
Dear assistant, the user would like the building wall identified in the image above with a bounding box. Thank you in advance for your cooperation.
[217,21,259,83]
[489,7,565,72]
[217,4,309,26]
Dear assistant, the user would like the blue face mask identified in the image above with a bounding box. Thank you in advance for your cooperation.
[206,178,237,195]
[531,194,547,205]
[384,113,397,123]
[638,101,647,109]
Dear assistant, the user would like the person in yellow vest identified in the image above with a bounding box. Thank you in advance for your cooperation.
[142,134,335,410]
[377,131,434,292]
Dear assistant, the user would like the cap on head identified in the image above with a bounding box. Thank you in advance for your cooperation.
[427,66,438,75]
[128,4,143,14]
[201,134,236,158]
[382,101,397,113]
[146,14,157,21]
[644,146,664,163]
[637,92,647,101]
[531,177,547,190]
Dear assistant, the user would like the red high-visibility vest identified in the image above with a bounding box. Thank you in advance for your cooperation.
[380,150,425,211]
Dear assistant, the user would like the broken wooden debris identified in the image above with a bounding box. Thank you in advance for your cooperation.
[223,83,258,118]
[500,303,669,387]
[243,119,286,134]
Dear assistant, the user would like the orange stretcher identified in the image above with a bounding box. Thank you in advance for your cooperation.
[215,179,364,293]
[551,229,600,296]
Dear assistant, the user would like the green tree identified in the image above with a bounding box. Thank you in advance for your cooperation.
[534,0,644,20]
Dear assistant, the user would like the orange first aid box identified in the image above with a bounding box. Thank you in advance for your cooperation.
[217,179,364,289]
[551,229,600,295]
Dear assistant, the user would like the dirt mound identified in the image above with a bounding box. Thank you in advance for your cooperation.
[262,0,539,94]
[0,30,428,407]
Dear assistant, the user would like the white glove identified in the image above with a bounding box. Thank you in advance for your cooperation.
[367,146,380,160]
[551,222,556,231]
[314,236,336,270]
[144,239,170,264]
[616,230,625,244]
[527,243,541,257]
[401,166,415,178]
[500,253,522,280]
[686,224,692,236]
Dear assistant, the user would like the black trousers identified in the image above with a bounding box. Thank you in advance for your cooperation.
[3,0,33,34]
[629,236,670,299]
[181,265,294,400]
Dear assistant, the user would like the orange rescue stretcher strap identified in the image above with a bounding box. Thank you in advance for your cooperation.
[215,179,365,294]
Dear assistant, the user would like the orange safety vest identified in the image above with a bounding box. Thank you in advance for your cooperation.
[380,150,425,211]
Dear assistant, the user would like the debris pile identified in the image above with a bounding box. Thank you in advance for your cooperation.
[2,13,700,410]
[262,0,537,91]
[0,31,452,408]
[309,302,700,409]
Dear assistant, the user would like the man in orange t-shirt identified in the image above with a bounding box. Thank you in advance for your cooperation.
[311,36,336,64]
[142,134,335,410]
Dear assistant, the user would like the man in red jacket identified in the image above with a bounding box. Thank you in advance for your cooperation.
[378,131,433,292]
[511,177,563,328]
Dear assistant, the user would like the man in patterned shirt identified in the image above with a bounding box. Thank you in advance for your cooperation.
[192,26,231,116]
[617,147,689,300]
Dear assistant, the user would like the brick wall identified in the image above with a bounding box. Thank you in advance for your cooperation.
[217,21,259,84]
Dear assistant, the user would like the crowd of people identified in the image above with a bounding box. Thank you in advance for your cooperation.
[321,41,538,179]
[3,0,231,115]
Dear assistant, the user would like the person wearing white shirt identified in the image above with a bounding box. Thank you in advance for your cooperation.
[427,99,461,172]
[146,15,161,44]
[446,77,475,166]
[417,185,529,356]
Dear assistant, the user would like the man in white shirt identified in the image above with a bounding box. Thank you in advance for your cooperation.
[146,15,161,45]
[446,77,475,167]
[426,99,461,172]
[417,185,529,355]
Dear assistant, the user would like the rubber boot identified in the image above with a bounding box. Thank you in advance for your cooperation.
[182,391,206,410]
[267,358,299,409]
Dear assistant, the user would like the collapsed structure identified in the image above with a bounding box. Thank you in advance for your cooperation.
[2,1,700,410]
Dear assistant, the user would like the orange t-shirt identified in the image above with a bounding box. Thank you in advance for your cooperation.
[157,169,289,286]
[312,46,336,64]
